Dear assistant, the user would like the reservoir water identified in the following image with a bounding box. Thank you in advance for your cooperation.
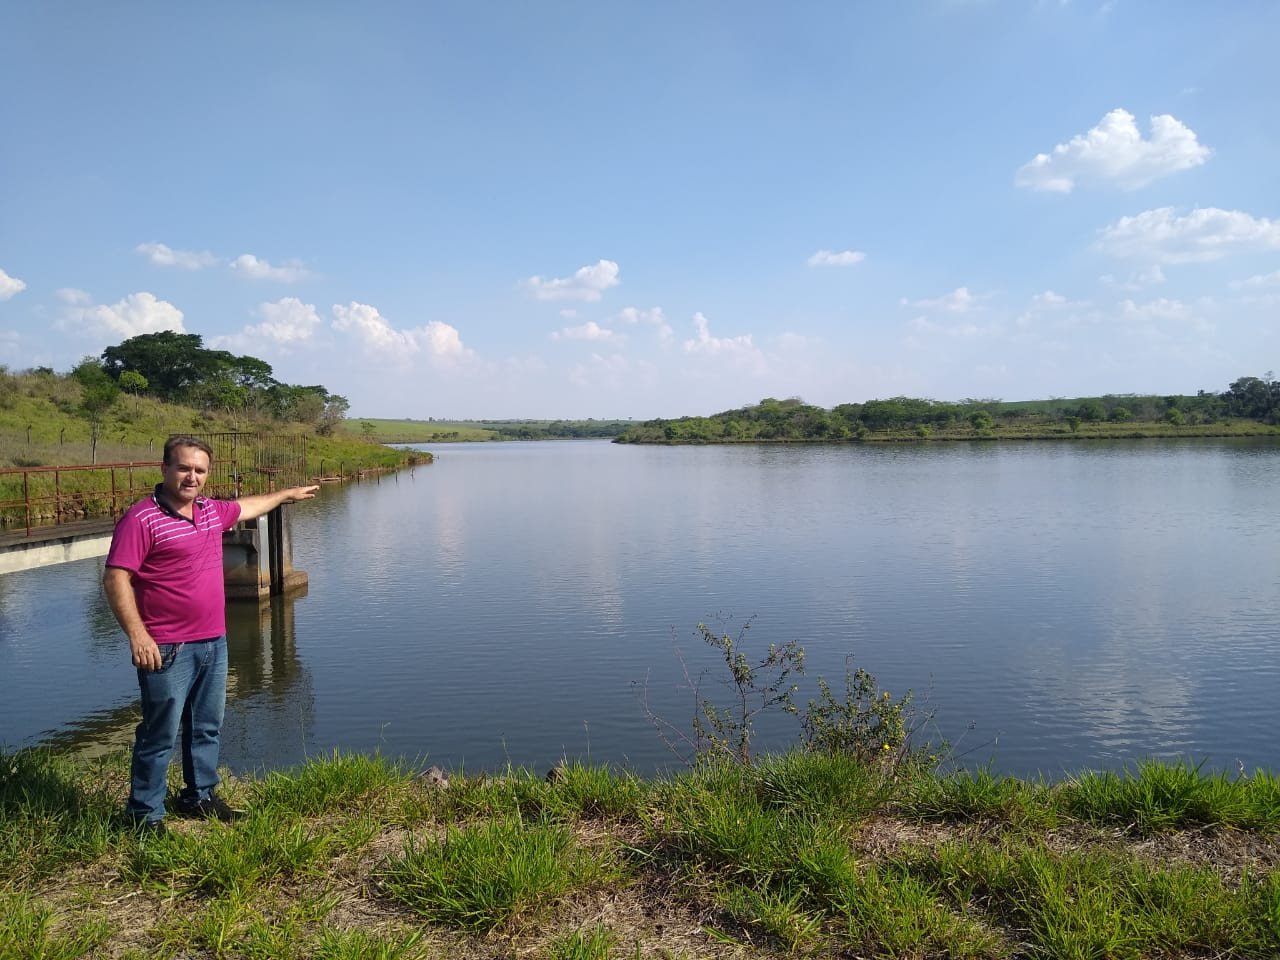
[2,438,1277,779]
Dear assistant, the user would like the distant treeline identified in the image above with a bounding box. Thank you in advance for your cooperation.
[615,375,1280,443]
[491,420,633,440]
[67,331,349,434]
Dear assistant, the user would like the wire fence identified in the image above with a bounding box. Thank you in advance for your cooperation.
[0,433,307,536]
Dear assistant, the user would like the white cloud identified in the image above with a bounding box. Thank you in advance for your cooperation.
[1015,290,1092,329]
[210,298,323,352]
[909,315,989,339]
[552,320,621,342]
[249,297,322,343]
[1232,269,1280,289]
[569,352,631,389]
[807,249,866,267]
[906,286,983,312]
[1100,265,1168,291]
[1119,296,1214,336]
[1016,108,1210,192]
[0,267,27,300]
[524,259,620,301]
[1120,297,1195,322]
[58,290,185,339]
[135,242,218,270]
[56,288,91,306]
[1095,207,1280,263]
[776,331,821,350]
[230,253,312,283]
[617,306,674,345]
[1031,290,1067,307]
[331,302,473,366]
[682,312,765,371]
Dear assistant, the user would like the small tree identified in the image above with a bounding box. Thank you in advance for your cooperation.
[318,394,349,436]
[72,358,120,464]
[690,618,805,766]
[118,370,148,415]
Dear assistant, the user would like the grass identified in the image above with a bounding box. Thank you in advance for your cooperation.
[1,748,1278,958]
[0,367,428,472]
[0,375,432,528]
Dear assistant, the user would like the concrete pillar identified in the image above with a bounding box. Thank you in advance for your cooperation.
[222,507,308,600]
[268,505,308,594]
[223,518,271,600]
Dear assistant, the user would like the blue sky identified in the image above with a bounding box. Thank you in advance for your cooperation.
[2,2,1277,419]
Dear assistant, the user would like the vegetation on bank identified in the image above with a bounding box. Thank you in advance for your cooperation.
[340,417,635,444]
[4,622,1277,958]
[616,375,1280,444]
[0,364,428,527]
[2,747,1277,960]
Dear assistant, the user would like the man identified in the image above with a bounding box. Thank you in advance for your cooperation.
[104,434,319,833]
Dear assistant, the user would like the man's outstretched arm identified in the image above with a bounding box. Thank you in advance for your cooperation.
[236,485,320,521]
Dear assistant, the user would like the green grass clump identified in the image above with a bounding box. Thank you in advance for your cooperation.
[0,892,111,960]
[0,748,124,884]
[1060,759,1280,834]
[250,749,415,817]
[379,817,603,932]
[545,924,619,960]
[754,748,893,821]
[913,839,1280,959]
[122,809,337,896]
[905,766,1058,828]
[2,746,1278,958]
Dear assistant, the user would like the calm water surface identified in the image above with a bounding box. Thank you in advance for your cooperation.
[2,439,1277,779]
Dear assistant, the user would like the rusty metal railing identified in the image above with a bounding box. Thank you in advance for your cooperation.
[0,433,308,538]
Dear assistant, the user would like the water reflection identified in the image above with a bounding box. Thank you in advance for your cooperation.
[220,591,316,772]
[9,578,315,772]
[6,439,1280,778]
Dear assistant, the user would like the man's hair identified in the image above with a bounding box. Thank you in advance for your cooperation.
[163,434,214,465]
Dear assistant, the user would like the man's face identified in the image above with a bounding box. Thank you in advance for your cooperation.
[161,445,211,505]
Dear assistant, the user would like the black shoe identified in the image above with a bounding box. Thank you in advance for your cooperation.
[179,793,244,822]
[130,818,167,836]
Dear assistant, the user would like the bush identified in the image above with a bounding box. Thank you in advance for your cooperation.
[802,659,912,763]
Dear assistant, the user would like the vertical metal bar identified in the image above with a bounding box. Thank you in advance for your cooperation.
[24,471,31,538]
[55,467,61,527]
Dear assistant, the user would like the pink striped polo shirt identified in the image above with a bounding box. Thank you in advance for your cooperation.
[105,489,243,643]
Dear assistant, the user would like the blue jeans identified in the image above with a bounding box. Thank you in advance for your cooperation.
[125,636,227,822]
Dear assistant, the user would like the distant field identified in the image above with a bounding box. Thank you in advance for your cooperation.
[340,418,633,442]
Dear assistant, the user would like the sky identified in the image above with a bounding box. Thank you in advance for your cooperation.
[2,2,1278,420]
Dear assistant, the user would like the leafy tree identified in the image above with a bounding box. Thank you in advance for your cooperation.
[72,357,120,463]
[969,410,993,432]
[228,354,276,390]
[101,332,221,400]
[1221,374,1278,422]
[318,393,349,436]
[118,370,148,414]
[1076,399,1106,422]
